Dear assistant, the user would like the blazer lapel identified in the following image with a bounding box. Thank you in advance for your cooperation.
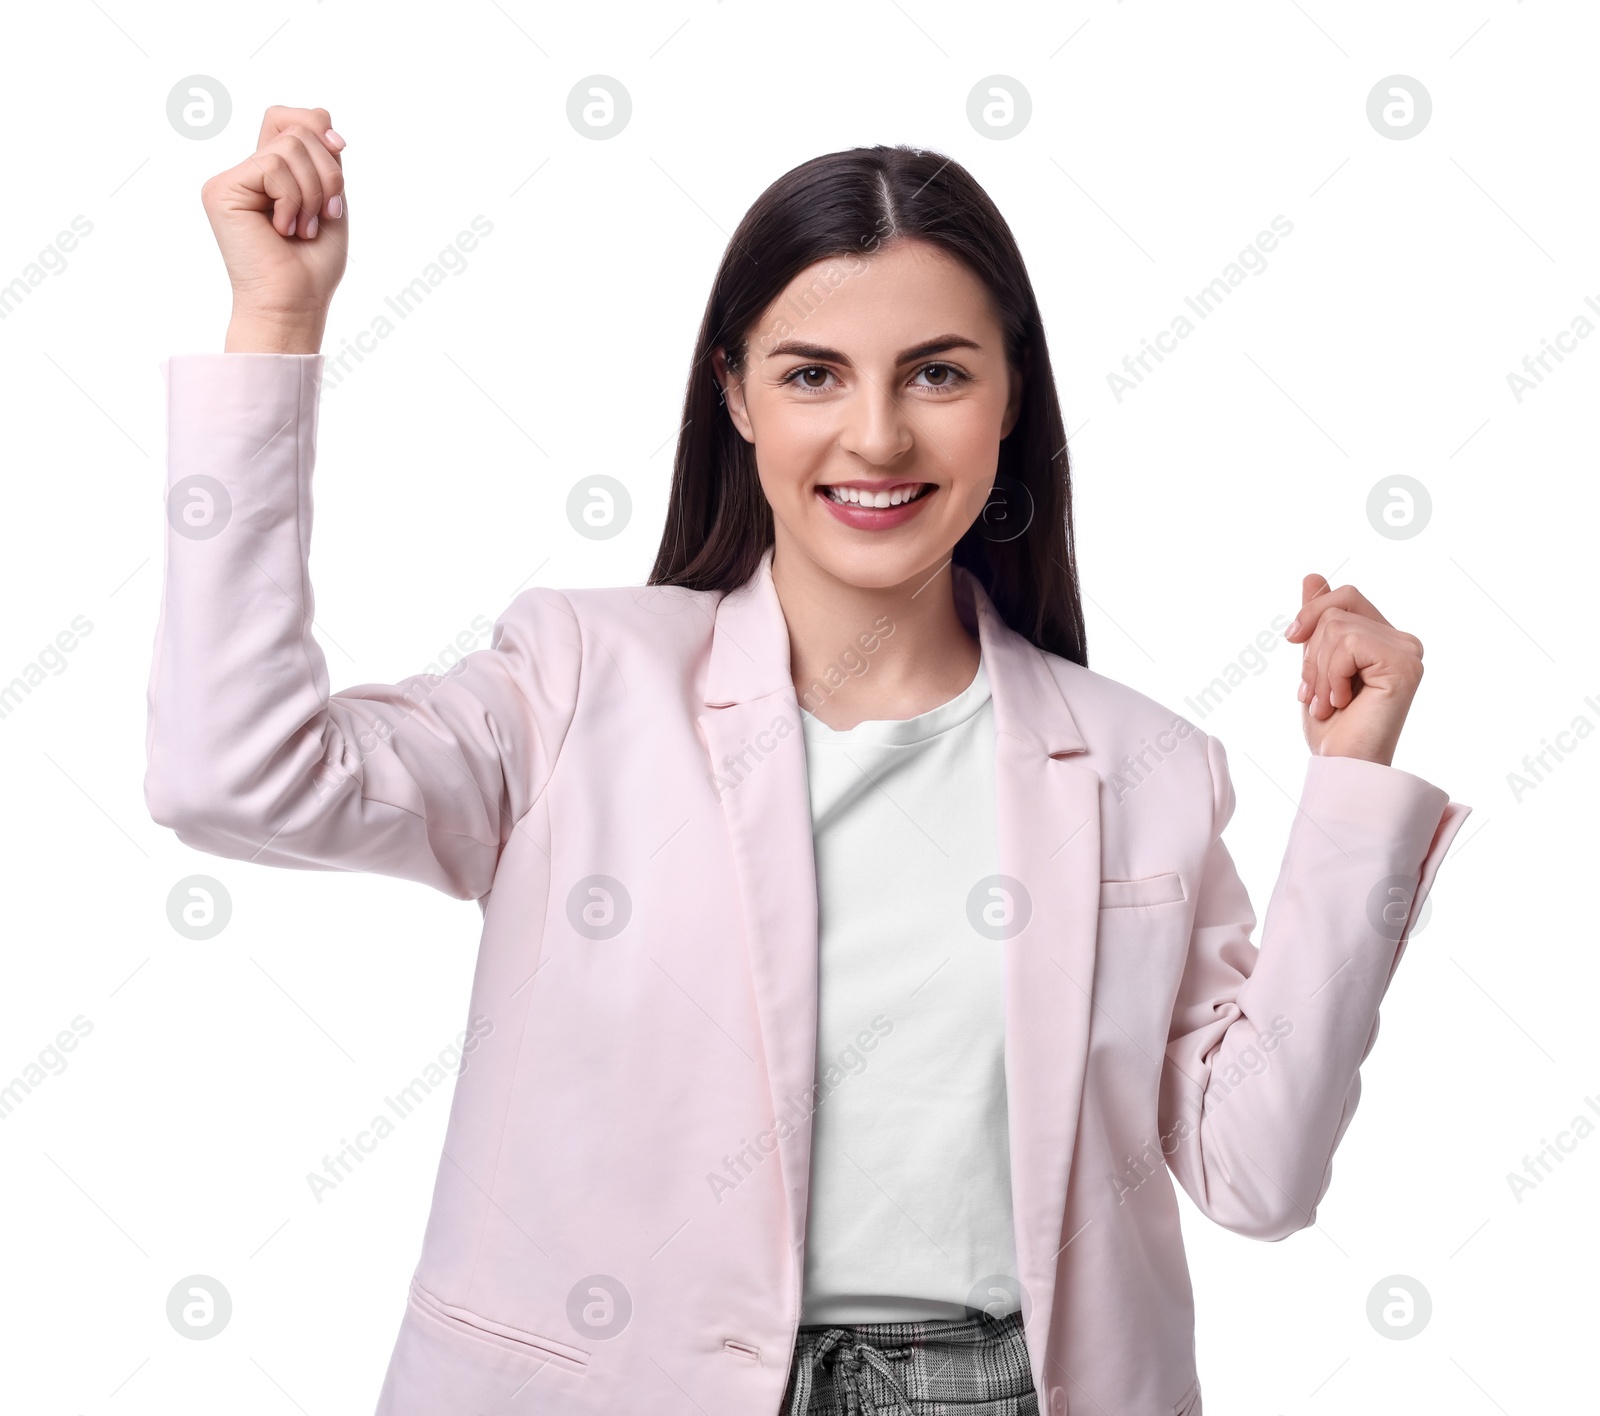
[959,565,1100,1398]
[696,548,1101,1391]
[696,550,821,1317]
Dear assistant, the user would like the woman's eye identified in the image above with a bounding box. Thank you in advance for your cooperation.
[785,365,834,392]
[915,362,968,391]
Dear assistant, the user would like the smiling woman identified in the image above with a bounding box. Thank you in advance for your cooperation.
[652,149,1083,736]
[148,114,1470,1416]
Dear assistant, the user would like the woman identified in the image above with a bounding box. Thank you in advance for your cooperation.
[146,106,1471,1415]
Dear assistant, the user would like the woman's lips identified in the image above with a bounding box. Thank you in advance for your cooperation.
[815,484,936,530]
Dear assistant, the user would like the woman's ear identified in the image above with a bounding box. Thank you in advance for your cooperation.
[1000,352,1025,440]
[713,347,755,444]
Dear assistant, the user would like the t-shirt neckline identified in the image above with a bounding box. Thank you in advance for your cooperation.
[800,653,990,747]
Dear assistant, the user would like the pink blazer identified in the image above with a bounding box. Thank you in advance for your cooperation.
[146,353,1471,1416]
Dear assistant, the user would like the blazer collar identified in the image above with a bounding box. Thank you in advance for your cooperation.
[702,544,1088,758]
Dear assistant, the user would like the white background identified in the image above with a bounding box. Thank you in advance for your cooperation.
[0,1,1591,1412]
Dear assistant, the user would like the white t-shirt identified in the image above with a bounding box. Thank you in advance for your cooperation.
[797,650,1021,1325]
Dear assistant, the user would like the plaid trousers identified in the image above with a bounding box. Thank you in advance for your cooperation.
[780,1309,1040,1415]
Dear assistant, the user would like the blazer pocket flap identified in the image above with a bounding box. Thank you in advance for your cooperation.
[1100,872,1185,909]
[410,1281,590,1369]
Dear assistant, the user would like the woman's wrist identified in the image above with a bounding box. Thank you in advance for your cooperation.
[224,306,327,354]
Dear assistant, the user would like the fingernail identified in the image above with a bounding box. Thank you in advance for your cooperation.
[287,215,296,236]
[325,128,346,149]
[1297,681,1309,703]
[328,194,343,219]
[306,214,319,238]
[1310,695,1320,716]
[1285,618,1300,638]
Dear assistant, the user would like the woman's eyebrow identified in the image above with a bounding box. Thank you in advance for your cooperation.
[763,335,982,366]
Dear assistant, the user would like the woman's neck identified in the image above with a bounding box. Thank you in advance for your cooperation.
[771,543,981,731]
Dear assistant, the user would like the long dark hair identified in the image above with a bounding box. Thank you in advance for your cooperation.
[647,144,1087,668]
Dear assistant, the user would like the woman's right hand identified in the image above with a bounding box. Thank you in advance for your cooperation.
[202,105,348,352]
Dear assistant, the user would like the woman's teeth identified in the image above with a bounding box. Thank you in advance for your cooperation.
[822,484,929,507]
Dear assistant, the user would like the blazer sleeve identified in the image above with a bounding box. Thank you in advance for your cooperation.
[143,352,582,902]
[1157,732,1472,1240]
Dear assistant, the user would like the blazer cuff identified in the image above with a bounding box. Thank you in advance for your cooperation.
[1275,752,1474,993]
[1300,752,1454,845]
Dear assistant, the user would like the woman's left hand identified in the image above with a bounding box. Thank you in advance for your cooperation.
[1284,574,1424,766]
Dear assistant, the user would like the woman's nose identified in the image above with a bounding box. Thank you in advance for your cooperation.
[837,378,915,463]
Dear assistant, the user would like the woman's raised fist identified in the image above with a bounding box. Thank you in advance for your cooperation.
[201,106,348,349]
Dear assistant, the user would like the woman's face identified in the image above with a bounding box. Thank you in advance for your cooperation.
[716,237,1022,592]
